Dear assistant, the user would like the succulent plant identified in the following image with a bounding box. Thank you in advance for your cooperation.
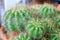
[30,4,42,10]
[3,5,31,32]
[10,33,31,40]
[39,3,57,18]
[54,14,60,28]
[3,3,60,40]
[26,19,45,39]
[42,37,47,40]
[30,4,42,19]
[47,29,60,40]
[30,3,57,19]
[42,18,54,32]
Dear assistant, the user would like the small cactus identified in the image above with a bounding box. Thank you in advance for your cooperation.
[42,18,54,32]
[30,4,42,19]
[48,29,60,40]
[26,19,45,39]
[54,15,60,28]
[10,33,31,40]
[39,3,57,18]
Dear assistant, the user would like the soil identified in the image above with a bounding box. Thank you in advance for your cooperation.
[0,27,8,40]
[0,26,19,40]
[57,5,60,10]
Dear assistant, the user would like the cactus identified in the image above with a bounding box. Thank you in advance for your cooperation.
[42,37,47,40]
[26,19,45,39]
[10,33,31,40]
[30,4,42,10]
[47,29,60,40]
[3,3,60,40]
[54,14,60,28]
[3,5,31,32]
[42,18,54,32]
[30,3,57,19]
[30,4,42,19]
[39,3,57,18]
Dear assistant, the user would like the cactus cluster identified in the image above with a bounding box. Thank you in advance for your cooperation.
[3,3,60,40]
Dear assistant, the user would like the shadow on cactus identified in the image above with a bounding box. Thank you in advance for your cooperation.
[3,5,31,32]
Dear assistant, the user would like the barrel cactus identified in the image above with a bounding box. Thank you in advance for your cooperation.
[3,3,60,40]
[30,4,42,10]
[30,4,42,19]
[3,5,31,32]
[42,37,47,40]
[47,29,60,40]
[39,3,57,18]
[54,14,60,28]
[26,19,45,39]
[10,33,31,40]
[41,18,54,32]
[30,3,57,19]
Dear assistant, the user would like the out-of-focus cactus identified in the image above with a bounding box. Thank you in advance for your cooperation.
[54,14,60,28]
[3,5,31,32]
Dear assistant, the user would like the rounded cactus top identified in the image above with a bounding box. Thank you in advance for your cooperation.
[39,3,57,18]
[10,33,31,40]
[3,5,31,32]
[26,19,45,39]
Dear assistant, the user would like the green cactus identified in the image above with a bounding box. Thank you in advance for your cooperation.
[39,3,57,18]
[47,29,60,40]
[42,37,47,40]
[42,18,54,32]
[30,3,57,19]
[30,4,42,10]
[54,14,60,28]
[10,33,31,40]
[30,4,42,19]
[3,3,60,40]
[3,5,31,32]
[26,19,45,39]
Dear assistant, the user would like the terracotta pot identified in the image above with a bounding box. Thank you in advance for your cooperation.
[0,30,8,40]
[57,5,60,11]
